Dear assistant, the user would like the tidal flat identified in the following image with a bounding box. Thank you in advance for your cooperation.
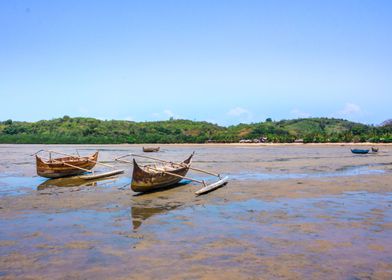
[1,144,392,279]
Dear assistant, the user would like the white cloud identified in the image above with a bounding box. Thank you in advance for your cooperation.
[163,109,175,118]
[152,109,181,120]
[290,109,310,118]
[226,107,254,124]
[227,107,251,117]
[339,103,361,116]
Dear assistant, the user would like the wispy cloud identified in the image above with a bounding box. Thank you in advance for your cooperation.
[227,107,251,117]
[163,109,175,118]
[152,109,181,120]
[227,107,254,123]
[124,116,134,121]
[290,109,310,118]
[339,103,361,116]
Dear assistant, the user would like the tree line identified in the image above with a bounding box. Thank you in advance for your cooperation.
[0,116,391,144]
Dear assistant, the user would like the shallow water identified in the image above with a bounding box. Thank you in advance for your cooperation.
[228,164,386,181]
[1,144,392,279]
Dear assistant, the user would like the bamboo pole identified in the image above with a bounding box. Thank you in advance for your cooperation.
[144,166,205,185]
[30,149,44,156]
[47,150,115,169]
[114,158,134,165]
[61,162,93,173]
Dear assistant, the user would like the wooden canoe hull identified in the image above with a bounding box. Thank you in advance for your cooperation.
[143,147,160,152]
[131,154,193,192]
[36,152,98,178]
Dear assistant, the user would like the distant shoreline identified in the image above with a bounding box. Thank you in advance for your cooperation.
[1,117,391,144]
[1,142,391,146]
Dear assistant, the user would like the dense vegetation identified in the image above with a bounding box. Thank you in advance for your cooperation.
[0,116,391,144]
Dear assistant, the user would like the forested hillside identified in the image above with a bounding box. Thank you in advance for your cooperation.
[0,116,391,144]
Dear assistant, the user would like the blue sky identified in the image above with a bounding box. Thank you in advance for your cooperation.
[0,0,391,125]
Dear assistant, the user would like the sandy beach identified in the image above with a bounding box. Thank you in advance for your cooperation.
[1,144,392,279]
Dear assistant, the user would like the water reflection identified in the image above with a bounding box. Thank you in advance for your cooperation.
[131,204,180,230]
[37,176,127,190]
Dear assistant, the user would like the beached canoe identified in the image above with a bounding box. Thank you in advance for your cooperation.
[143,147,160,152]
[36,151,98,178]
[351,149,369,154]
[131,154,193,192]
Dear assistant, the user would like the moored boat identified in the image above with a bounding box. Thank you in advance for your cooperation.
[131,154,193,192]
[143,147,160,152]
[351,149,369,154]
[36,151,98,178]
[115,152,229,195]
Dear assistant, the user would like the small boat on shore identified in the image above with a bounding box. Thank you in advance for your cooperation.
[115,153,228,195]
[143,147,160,153]
[131,154,194,192]
[36,151,99,178]
[34,150,124,179]
[351,149,369,154]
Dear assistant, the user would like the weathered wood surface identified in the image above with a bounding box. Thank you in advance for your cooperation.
[142,147,160,152]
[131,154,193,192]
[77,169,124,180]
[195,176,229,195]
[36,152,98,178]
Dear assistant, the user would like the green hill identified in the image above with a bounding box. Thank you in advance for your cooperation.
[0,116,391,144]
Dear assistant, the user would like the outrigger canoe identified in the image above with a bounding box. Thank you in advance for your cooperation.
[36,151,99,178]
[115,153,229,195]
[131,154,193,192]
[34,150,124,180]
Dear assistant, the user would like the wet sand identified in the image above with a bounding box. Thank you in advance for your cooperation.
[1,144,392,279]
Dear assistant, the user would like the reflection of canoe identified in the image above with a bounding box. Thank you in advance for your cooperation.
[131,154,193,193]
[131,205,179,230]
[351,149,369,154]
[143,147,160,152]
[37,175,115,190]
[36,152,98,178]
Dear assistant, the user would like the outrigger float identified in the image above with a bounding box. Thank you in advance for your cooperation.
[115,153,228,195]
[32,150,124,179]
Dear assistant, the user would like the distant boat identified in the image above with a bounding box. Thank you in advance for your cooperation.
[371,147,379,153]
[143,147,160,152]
[351,149,369,154]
